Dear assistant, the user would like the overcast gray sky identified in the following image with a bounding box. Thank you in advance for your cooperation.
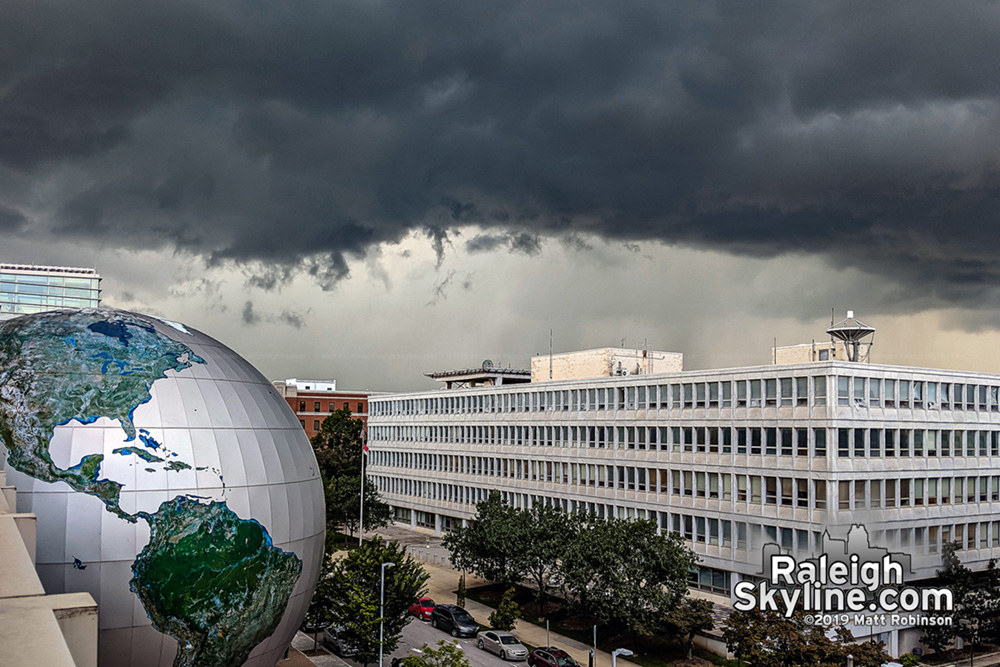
[4,1,1000,390]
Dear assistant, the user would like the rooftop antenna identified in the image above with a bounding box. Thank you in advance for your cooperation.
[830,307,836,358]
[549,329,553,380]
[826,310,875,363]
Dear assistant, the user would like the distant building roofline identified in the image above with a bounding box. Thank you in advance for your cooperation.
[0,263,100,276]
[425,368,531,380]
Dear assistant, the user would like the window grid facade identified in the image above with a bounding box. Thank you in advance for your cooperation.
[0,265,101,320]
[368,361,1000,591]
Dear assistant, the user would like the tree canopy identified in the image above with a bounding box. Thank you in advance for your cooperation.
[560,516,696,637]
[922,541,1000,661]
[667,597,715,660]
[442,491,527,587]
[723,608,888,667]
[311,409,391,541]
[327,537,429,666]
[522,503,577,609]
[401,640,471,667]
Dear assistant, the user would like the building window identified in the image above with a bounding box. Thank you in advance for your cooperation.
[358,402,364,413]
[299,420,305,428]
[298,401,306,412]
[313,420,320,431]
[314,401,321,412]
[343,402,350,410]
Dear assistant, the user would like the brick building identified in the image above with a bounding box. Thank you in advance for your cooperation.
[271,378,374,440]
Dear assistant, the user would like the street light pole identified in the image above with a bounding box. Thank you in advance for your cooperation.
[380,562,396,667]
[359,429,367,547]
[612,648,634,667]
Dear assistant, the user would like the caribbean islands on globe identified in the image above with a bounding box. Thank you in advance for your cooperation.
[0,307,326,667]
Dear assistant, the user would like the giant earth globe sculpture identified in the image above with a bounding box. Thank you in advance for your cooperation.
[0,308,326,667]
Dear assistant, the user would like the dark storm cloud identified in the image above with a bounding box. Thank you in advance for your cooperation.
[5,1,1000,310]
[0,205,26,232]
[241,299,306,327]
[279,310,306,329]
[241,301,260,326]
[466,231,542,256]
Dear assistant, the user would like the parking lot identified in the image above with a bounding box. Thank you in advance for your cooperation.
[309,616,549,667]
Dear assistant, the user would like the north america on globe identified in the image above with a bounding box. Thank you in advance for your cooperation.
[0,308,304,667]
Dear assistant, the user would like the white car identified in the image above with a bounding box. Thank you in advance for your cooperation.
[477,631,529,661]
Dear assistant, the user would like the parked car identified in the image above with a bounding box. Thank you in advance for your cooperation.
[323,625,358,657]
[430,604,479,637]
[409,596,436,620]
[477,631,528,661]
[299,616,324,634]
[528,647,579,667]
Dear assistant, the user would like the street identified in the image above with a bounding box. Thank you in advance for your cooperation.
[334,616,537,667]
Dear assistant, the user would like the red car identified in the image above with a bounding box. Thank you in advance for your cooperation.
[529,648,580,667]
[409,597,436,620]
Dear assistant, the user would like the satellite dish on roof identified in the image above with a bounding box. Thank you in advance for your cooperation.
[482,359,494,369]
[826,310,875,362]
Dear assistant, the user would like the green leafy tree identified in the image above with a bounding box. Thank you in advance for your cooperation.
[456,573,467,607]
[301,554,338,650]
[312,409,391,543]
[667,597,715,659]
[723,608,888,667]
[922,541,972,653]
[328,537,429,667]
[489,587,521,631]
[923,543,1000,666]
[561,516,696,641]
[721,607,765,667]
[401,640,471,667]
[522,503,576,611]
[443,492,526,587]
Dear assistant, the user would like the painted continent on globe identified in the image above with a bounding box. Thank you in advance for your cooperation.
[0,308,325,667]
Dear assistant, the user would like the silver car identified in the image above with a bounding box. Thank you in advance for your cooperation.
[323,625,358,657]
[477,631,529,661]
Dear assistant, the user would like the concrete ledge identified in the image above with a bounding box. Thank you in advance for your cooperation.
[10,514,36,564]
[0,486,11,514]
[0,606,77,667]
[1,486,15,512]
[0,515,44,599]
[0,593,99,667]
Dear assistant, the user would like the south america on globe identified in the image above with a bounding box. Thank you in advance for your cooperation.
[0,308,325,667]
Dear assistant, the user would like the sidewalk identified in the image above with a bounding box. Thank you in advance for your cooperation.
[288,631,354,667]
[366,524,640,667]
[937,650,1000,667]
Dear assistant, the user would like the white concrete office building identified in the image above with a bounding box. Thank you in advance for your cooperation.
[367,336,1000,655]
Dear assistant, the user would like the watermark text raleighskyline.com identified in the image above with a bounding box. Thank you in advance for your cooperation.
[734,529,953,624]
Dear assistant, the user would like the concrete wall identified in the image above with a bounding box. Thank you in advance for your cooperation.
[0,468,98,667]
[531,347,682,382]
[774,341,869,364]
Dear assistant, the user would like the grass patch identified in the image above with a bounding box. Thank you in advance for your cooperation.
[464,583,719,667]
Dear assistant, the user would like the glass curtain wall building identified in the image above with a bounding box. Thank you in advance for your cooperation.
[0,264,101,320]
